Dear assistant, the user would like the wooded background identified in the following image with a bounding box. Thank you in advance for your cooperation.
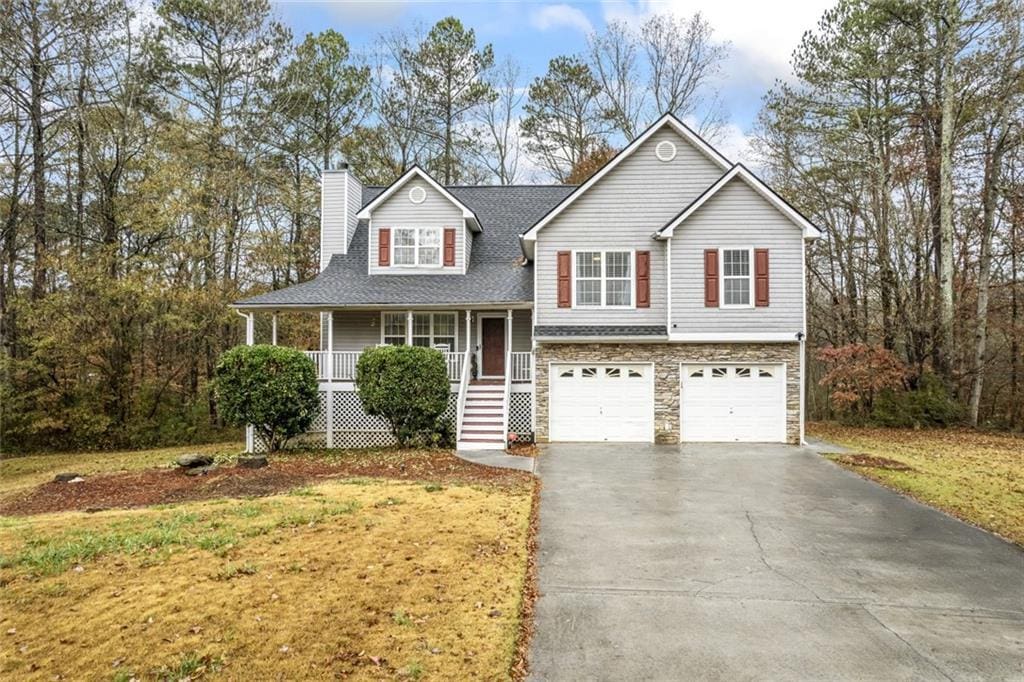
[2,0,1021,450]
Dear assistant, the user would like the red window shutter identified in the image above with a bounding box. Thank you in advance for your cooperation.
[636,251,650,308]
[755,248,770,306]
[443,228,456,266]
[704,249,719,307]
[378,228,390,266]
[557,251,571,308]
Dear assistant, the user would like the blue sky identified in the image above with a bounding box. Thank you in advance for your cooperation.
[272,0,837,163]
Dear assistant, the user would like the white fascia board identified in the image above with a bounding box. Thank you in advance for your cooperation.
[520,113,731,242]
[668,332,801,343]
[656,165,823,241]
[356,166,482,231]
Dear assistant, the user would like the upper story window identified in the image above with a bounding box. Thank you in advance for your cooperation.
[575,250,633,308]
[722,248,752,307]
[393,227,441,267]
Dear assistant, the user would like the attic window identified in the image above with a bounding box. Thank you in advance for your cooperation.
[655,140,677,162]
[409,186,426,204]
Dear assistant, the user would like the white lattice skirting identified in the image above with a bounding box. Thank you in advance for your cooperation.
[255,390,534,452]
[256,392,460,452]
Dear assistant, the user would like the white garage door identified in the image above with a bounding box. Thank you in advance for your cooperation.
[680,364,786,442]
[550,364,654,442]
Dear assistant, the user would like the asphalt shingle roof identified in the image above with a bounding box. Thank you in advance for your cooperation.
[534,325,668,337]
[235,184,575,308]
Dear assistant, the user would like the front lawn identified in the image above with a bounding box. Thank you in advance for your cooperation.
[810,423,1024,546]
[0,442,242,503]
[0,447,536,680]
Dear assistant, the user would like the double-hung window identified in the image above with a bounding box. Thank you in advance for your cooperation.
[392,227,441,267]
[385,312,456,348]
[574,250,633,307]
[382,312,407,345]
[721,248,752,307]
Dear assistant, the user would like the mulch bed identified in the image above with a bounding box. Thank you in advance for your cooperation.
[833,453,916,472]
[0,450,532,517]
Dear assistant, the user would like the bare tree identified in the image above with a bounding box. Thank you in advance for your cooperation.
[475,56,523,184]
[640,12,728,136]
[587,20,644,139]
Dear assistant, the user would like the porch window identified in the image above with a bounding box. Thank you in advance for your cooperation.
[383,312,406,345]
[409,312,457,349]
[574,250,633,307]
[392,227,441,267]
[722,249,752,307]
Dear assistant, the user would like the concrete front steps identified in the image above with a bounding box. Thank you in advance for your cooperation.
[457,380,507,451]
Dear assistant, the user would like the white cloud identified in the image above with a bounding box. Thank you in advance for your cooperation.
[530,4,595,35]
[602,0,837,86]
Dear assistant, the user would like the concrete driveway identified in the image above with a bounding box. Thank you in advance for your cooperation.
[529,443,1023,681]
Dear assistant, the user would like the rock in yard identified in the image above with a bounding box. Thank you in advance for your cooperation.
[54,472,83,482]
[176,453,214,468]
[184,463,218,477]
[238,455,268,469]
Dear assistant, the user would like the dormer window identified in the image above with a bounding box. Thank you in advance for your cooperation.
[393,227,441,267]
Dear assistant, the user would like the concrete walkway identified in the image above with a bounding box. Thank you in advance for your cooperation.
[455,449,535,473]
[529,442,1024,681]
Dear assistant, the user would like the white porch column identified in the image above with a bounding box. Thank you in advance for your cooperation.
[326,310,334,449]
[271,313,278,345]
[406,310,413,345]
[464,310,471,352]
[506,309,513,375]
[245,311,254,453]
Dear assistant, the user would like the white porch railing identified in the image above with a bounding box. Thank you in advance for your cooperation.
[511,352,533,382]
[304,350,463,382]
[445,352,464,382]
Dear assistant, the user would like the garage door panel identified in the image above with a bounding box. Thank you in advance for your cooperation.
[550,364,654,442]
[681,364,785,443]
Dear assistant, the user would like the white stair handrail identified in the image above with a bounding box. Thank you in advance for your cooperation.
[501,348,512,448]
[455,348,472,439]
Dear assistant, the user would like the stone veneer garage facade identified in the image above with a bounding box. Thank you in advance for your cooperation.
[534,342,802,444]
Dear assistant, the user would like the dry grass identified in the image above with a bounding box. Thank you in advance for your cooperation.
[0,442,243,502]
[0,478,533,680]
[810,423,1024,546]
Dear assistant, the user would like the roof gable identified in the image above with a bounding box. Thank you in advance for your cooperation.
[656,164,823,240]
[356,166,482,231]
[520,113,732,245]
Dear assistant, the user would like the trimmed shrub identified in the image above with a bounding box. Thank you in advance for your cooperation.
[871,373,964,428]
[355,346,450,447]
[213,345,319,451]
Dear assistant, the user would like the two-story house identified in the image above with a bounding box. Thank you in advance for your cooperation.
[233,113,821,451]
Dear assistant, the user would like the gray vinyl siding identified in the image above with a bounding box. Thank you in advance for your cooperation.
[535,127,723,326]
[320,170,352,270]
[670,178,804,334]
[368,178,466,275]
[345,173,361,249]
[330,309,532,354]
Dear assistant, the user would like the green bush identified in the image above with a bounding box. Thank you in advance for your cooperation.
[355,345,451,447]
[213,345,319,451]
[871,373,965,428]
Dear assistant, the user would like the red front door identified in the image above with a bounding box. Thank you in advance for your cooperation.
[481,318,506,377]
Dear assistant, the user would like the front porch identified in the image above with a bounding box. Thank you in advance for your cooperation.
[237,307,535,452]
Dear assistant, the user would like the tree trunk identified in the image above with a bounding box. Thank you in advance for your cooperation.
[935,0,959,386]
[29,1,47,301]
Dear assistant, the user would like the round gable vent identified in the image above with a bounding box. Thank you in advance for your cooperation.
[655,140,677,162]
[409,186,426,204]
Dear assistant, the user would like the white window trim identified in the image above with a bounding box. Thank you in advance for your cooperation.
[380,311,457,347]
[571,249,636,309]
[390,226,444,268]
[719,247,754,309]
